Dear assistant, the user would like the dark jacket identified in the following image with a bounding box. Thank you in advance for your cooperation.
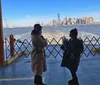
[61,37,84,72]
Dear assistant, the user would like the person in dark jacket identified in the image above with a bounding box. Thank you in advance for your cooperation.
[61,28,84,85]
[31,24,47,85]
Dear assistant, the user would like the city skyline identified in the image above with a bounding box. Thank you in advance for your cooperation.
[3,16,97,28]
[2,0,100,27]
[46,16,95,26]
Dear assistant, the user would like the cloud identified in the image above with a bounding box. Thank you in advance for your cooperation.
[7,15,57,27]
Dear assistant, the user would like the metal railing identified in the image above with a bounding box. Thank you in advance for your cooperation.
[4,36,100,60]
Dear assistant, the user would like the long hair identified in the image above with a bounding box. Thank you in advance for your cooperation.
[31,24,42,35]
[31,29,39,35]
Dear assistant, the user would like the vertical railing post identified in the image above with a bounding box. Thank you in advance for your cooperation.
[0,0,4,65]
[10,34,15,57]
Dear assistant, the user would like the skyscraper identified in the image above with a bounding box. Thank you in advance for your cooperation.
[57,13,61,25]
[58,13,60,21]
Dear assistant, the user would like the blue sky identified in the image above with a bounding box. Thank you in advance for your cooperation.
[2,0,100,26]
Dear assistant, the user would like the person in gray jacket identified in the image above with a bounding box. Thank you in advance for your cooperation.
[61,28,84,85]
[31,24,47,85]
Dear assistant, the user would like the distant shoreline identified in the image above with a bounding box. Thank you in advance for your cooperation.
[3,23,100,29]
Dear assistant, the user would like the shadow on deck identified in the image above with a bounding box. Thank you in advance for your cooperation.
[0,55,100,85]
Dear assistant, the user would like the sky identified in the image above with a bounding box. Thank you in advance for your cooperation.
[1,0,100,27]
